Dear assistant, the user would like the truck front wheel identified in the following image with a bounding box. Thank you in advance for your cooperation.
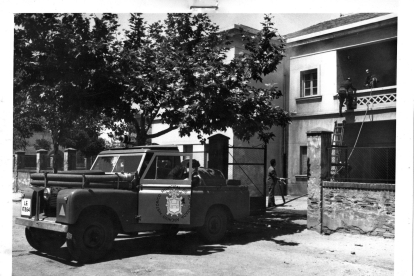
[25,227,66,253]
[66,213,114,263]
[198,207,228,243]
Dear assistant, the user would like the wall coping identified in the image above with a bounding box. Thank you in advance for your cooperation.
[295,174,308,181]
[14,169,36,173]
[323,181,395,191]
[307,127,333,134]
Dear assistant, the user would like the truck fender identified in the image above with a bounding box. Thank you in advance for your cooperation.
[56,189,137,232]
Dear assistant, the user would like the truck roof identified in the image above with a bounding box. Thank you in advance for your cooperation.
[99,145,179,155]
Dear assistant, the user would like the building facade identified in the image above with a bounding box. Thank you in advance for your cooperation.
[283,13,397,195]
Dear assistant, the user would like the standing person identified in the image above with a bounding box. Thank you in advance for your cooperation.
[338,77,356,116]
[365,69,378,88]
[267,159,278,207]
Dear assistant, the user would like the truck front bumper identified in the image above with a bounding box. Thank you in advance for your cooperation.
[15,217,68,233]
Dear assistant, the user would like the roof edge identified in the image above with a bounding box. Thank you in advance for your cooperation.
[286,13,397,44]
[219,24,259,35]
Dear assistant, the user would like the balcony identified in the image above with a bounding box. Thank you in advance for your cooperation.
[354,85,396,107]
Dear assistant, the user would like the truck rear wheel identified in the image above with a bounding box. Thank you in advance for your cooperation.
[25,227,66,253]
[198,207,228,243]
[66,213,114,263]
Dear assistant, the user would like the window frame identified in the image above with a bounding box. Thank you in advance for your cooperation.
[300,69,318,98]
[90,153,144,174]
[140,152,193,187]
[299,146,308,175]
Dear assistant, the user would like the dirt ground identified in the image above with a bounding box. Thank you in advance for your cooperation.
[11,195,394,276]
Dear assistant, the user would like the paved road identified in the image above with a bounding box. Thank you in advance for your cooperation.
[12,198,394,276]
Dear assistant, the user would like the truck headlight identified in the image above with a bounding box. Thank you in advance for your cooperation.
[44,188,51,200]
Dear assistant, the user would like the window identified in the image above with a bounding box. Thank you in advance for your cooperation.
[91,154,143,173]
[301,69,318,97]
[299,146,307,175]
[143,155,183,180]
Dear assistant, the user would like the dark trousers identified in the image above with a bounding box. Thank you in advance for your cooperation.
[338,92,346,116]
[268,184,276,207]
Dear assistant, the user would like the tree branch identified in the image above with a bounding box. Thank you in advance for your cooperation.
[146,126,178,139]
[145,107,161,133]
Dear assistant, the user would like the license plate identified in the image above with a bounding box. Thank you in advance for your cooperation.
[21,199,31,216]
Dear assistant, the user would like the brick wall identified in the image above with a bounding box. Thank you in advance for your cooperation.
[322,182,395,238]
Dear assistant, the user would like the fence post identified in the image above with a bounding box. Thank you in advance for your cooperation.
[263,143,267,206]
[208,134,229,178]
[36,149,48,173]
[64,148,77,171]
[306,128,332,234]
[15,151,25,170]
[84,157,91,170]
[14,151,25,192]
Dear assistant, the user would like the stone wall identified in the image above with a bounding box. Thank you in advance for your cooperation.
[13,171,33,191]
[322,182,395,238]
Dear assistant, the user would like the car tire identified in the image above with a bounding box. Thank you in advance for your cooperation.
[66,212,114,263]
[25,227,66,253]
[198,207,228,243]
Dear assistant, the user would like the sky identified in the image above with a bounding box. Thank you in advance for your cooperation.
[117,13,340,36]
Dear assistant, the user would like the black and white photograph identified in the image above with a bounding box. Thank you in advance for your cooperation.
[3,0,413,275]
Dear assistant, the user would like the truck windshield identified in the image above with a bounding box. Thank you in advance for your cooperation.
[91,155,143,173]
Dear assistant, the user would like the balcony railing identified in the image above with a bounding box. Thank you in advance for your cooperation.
[355,85,396,107]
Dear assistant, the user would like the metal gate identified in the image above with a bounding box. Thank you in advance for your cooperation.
[228,144,267,213]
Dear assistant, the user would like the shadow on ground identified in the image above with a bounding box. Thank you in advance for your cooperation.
[24,205,307,265]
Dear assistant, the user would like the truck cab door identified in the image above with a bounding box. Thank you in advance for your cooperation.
[138,153,192,224]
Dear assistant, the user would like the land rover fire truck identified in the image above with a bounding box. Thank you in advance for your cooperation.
[15,145,250,263]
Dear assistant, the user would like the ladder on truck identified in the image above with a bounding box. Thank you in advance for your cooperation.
[330,121,348,180]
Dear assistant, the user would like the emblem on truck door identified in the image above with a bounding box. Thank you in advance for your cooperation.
[166,189,182,216]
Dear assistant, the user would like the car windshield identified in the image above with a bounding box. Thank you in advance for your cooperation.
[91,155,143,173]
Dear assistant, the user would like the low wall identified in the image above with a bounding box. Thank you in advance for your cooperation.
[13,170,34,191]
[322,182,395,238]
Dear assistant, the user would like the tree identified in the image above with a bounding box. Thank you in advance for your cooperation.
[14,13,121,172]
[61,126,106,158]
[13,71,44,151]
[105,13,290,145]
[33,138,52,151]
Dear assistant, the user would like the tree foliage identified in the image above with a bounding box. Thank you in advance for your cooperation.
[13,69,44,151]
[61,127,106,158]
[14,13,291,168]
[106,13,290,144]
[33,138,52,151]
[14,13,120,171]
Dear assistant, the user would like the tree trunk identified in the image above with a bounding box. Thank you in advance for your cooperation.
[136,130,148,146]
[53,142,59,173]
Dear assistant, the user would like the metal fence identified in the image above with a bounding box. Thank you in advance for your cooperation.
[228,145,266,197]
[12,155,37,171]
[330,147,395,184]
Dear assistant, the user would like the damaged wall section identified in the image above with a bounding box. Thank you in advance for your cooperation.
[322,182,395,238]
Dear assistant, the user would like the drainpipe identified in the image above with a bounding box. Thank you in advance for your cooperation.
[283,73,288,179]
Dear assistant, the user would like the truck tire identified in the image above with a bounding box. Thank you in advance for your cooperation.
[66,213,114,263]
[198,207,228,243]
[25,227,66,253]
